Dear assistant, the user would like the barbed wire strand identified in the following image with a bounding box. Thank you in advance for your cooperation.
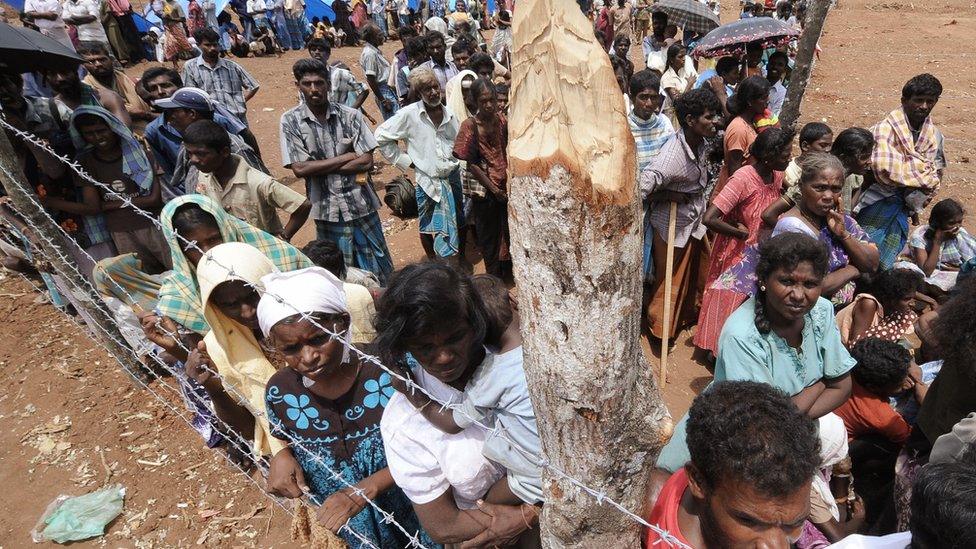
[1,117,690,548]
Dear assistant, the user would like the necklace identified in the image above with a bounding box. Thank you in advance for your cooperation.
[797,205,824,230]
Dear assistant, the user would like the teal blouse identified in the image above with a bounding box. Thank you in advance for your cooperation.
[656,296,856,472]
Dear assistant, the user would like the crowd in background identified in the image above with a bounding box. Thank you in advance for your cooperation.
[1,0,976,546]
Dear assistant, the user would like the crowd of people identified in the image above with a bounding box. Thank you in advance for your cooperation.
[2,0,976,547]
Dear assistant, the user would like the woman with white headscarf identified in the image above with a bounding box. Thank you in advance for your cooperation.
[257,267,434,546]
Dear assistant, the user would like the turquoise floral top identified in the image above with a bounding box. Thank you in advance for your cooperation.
[266,357,436,548]
[657,296,856,472]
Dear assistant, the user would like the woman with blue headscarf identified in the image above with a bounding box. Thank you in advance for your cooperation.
[40,106,171,274]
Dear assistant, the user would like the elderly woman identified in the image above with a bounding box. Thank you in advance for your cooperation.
[140,195,311,363]
[375,262,540,547]
[256,266,433,546]
[658,232,855,471]
[375,67,464,262]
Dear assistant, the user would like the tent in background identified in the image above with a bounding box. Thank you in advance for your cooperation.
[3,0,26,11]
[132,12,156,33]
[305,0,336,23]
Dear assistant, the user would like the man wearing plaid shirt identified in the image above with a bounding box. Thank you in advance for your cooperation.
[182,29,260,125]
[280,59,393,283]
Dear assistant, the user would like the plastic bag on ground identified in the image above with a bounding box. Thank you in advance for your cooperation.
[31,485,125,543]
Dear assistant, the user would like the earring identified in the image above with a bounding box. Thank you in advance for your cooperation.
[759,285,766,291]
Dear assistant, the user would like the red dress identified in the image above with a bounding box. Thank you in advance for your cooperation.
[644,468,693,547]
[694,165,783,354]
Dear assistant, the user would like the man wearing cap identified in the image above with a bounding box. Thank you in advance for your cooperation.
[154,87,268,201]
[182,28,260,125]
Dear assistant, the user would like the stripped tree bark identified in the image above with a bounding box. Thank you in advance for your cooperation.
[779,0,833,129]
[508,1,672,546]
[0,128,149,384]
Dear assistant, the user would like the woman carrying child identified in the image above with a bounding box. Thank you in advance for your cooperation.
[376,262,541,547]
[255,266,432,546]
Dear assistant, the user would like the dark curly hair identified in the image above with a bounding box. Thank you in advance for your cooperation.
[902,73,943,100]
[849,338,911,394]
[870,268,922,311]
[933,277,976,377]
[302,239,346,279]
[750,126,795,164]
[928,198,965,231]
[830,127,874,161]
[673,88,722,130]
[910,445,976,548]
[687,381,820,498]
[753,232,829,334]
[373,262,492,366]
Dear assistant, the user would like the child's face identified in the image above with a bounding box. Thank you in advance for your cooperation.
[801,133,833,154]
[497,92,509,113]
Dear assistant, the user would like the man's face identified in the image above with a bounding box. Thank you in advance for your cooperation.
[687,108,721,139]
[82,52,114,79]
[428,38,446,64]
[420,81,442,107]
[632,86,662,120]
[164,108,199,133]
[652,16,666,36]
[453,49,471,71]
[199,39,220,61]
[766,56,788,84]
[614,37,631,60]
[78,121,120,154]
[0,74,25,113]
[691,473,812,548]
[144,75,179,102]
[297,73,330,108]
[45,68,81,96]
[902,93,939,127]
[185,142,229,174]
[307,44,330,64]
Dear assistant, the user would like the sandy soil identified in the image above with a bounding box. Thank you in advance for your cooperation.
[1,0,975,545]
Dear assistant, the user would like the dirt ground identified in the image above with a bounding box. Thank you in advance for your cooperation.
[2,0,975,545]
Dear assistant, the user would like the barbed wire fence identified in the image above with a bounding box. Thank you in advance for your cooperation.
[0,116,689,548]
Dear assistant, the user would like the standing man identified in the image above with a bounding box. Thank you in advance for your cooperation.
[43,66,132,129]
[280,59,393,283]
[61,0,110,49]
[360,23,399,120]
[23,0,74,49]
[229,0,254,40]
[182,28,261,125]
[855,73,945,269]
[79,43,153,132]
[639,88,721,341]
[419,31,459,91]
[642,10,668,69]
[369,0,388,37]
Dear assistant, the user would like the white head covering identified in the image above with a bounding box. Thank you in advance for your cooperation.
[813,413,850,521]
[445,69,477,122]
[257,267,352,361]
[424,15,448,35]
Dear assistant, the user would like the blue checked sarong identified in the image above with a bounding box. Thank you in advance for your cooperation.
[315,211,394,285]
[856,194,909,269]
[417,171,463,258]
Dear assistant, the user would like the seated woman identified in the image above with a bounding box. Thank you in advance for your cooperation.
[375,262,540,547]
[835,267,923,348]
[904,198,976,293]
[140,195,311,363]
[256,266,433,547]
[658,232,854,471]
[771,152,879,306]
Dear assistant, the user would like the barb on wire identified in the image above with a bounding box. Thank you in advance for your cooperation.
[1,116,690,548]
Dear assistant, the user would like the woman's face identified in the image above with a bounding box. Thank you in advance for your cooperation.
[614,38,630,59]
[670,49,686,71]
[405,317,479,385]
[78,121,120,154]
[799,167,845,217]
[475,86,497,117]
[178,223,224,266]
[273,315,351,382]
[937,214,964,236]
[762,262,824,324]
[209,280,260,330]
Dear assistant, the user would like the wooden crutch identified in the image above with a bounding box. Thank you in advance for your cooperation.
[660,201,678,386]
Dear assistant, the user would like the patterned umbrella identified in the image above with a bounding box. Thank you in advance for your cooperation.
[692,16,800,58]
[651,0,720,35]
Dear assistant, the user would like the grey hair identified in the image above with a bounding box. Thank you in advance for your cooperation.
[798,151,845,186]
[407,67,439,94]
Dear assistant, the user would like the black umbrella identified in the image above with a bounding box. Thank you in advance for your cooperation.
[0,21,84,74]
[692,16,800,58]
[652,0,721,35]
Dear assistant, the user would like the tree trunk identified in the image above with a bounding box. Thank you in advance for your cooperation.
[0,128,148,383]
[779,0,832,129]
[508,1,672,546]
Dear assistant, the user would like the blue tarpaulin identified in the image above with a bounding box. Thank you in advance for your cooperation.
[304,0,336,23]
[3,0,26,11]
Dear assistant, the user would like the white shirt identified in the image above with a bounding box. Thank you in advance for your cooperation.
[827,532,912,549]
[380,365,504,508]
[62,0,108,43]
[374,101,460,202]
[769,80,787,116]
[25,0,66,30]
[246,0,266,15]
